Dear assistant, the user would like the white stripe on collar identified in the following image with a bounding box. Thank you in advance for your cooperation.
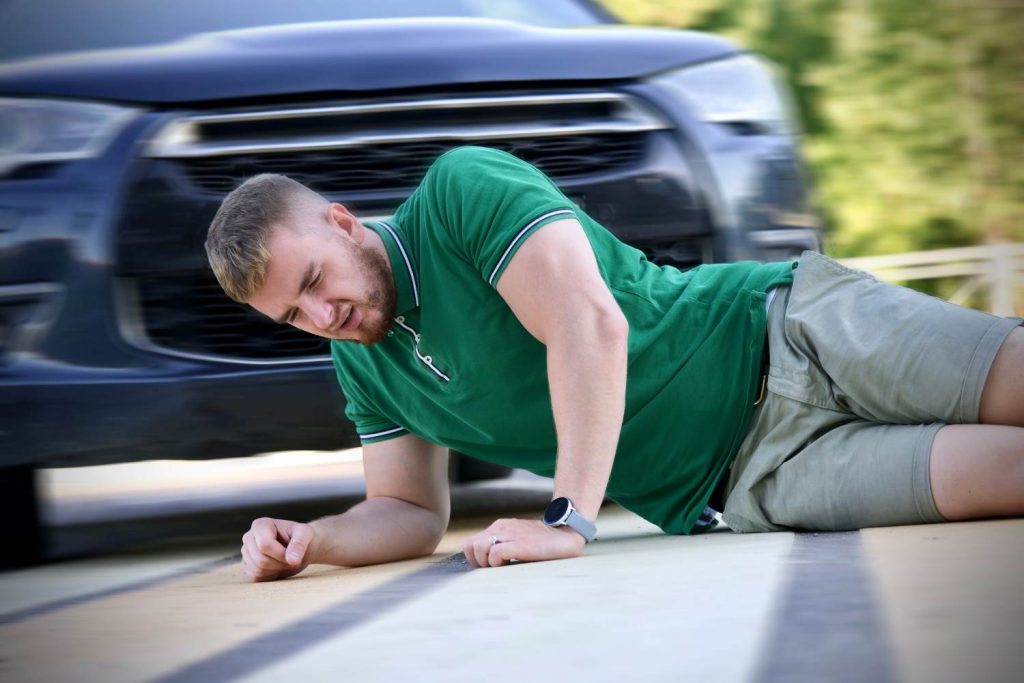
[379,221,419,308]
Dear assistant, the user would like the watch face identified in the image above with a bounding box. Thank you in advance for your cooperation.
[544,497,570,525]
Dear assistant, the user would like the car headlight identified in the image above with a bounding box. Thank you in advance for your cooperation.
[651,53,798,136]
[0,98,141,176]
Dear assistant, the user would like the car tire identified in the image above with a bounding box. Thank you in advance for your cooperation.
[1,464,46,567]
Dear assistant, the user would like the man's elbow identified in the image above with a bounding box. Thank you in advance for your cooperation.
[420,509,449,556]
[394,517,446,560]
[553,300,627,349]
[594,303,629,348]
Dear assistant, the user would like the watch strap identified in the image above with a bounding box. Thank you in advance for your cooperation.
[543,497,598,543]
[564,508,597,543]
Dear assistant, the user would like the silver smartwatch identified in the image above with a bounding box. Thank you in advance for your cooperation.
[542,497,597,543]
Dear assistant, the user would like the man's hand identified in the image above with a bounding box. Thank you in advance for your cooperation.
[240,517,317,582]
[462,518,586,568]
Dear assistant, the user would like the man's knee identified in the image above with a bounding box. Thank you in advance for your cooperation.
[979,325,1024,427]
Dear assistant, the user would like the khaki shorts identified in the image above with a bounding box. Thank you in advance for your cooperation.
[722,250,1022,532]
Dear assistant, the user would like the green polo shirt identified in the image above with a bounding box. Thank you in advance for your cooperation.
[331,146,794,534]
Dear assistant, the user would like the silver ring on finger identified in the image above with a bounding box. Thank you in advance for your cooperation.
[490,534,500,546]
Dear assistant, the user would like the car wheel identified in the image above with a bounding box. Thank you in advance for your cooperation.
[1,464,46,567]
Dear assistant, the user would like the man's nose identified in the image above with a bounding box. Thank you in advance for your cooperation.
[301,296,333,330]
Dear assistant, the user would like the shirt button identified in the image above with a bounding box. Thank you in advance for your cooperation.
[424,356,432,363]
[387,331,394,337]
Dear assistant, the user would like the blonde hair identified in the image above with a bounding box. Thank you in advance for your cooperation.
[205,174,319,303]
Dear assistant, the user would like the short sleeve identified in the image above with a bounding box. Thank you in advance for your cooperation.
[422,146,578,287]
[332,354,407,444]
[343,398,407,444]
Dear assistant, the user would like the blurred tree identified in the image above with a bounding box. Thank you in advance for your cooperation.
[601,0,1024,259]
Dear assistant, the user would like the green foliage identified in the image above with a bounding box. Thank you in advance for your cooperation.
[601,0,1024,257]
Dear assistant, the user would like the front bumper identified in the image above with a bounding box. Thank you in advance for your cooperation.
[1,357,353,468]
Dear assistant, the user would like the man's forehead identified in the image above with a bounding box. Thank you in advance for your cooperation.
[263,225,311,282]
[248,231,314,318]
[264,260,315,324]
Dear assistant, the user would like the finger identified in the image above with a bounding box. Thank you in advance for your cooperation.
[464,535,487,569]
[240,544,252,579]
[242,545,276,582]
[491,540,529,567]
[251,518,289,563]
[462,540,478,568]
[282,522,314,566]
[473,537,492,569]
[244,541,292,581]
[241,545,265,582]
[488,542,516,568]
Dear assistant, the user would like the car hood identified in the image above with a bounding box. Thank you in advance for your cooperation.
[0,18,738,105]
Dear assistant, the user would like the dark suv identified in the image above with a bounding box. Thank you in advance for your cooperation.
[0,0,820,563]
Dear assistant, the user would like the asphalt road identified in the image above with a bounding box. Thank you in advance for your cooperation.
[2,451,1023,683]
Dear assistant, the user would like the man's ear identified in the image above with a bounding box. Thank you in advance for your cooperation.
[328,202,365,243]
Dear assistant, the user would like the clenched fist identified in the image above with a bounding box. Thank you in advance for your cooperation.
[240,517,317,582]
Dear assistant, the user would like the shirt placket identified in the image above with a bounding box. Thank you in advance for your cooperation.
[392,315,450,383]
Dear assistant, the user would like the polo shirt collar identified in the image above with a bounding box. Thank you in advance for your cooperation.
[366,219,419,316]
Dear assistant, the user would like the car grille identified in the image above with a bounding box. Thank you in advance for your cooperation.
[177,133,646,195]
[134,275,330,361]
[148,92,668,197]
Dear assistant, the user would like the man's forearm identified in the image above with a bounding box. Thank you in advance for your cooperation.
[308,496,446,567]
[548,308,629,522]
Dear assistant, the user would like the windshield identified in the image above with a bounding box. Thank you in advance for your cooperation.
[0,0,614,61]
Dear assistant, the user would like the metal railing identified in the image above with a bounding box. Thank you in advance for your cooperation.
[839,243,1024,316]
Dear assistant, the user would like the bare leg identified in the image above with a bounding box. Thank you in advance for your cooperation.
[930,424,1024,520]
[979,326,1024,426]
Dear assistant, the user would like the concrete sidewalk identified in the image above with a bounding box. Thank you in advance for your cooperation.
[2,503,1022,683]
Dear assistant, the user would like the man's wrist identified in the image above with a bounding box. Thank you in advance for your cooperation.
[305,518,327,564]
[550,491,601,522]
[553,523,588,545]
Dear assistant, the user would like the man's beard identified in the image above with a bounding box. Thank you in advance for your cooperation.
[350,241,397,345]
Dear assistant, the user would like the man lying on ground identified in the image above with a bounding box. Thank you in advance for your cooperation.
[205,146,1023,582]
